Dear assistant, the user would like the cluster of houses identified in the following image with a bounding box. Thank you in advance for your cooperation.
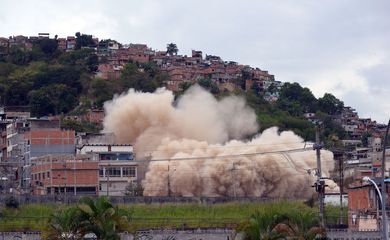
[0,107,139,197]
[0,33,282,100]
[306,106,390,233]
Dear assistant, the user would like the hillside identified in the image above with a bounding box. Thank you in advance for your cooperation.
[0,33,366,146]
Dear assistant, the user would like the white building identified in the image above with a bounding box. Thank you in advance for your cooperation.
[78,144,137,196]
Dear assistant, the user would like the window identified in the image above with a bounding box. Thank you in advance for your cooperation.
[99,167,105,177]
[106,167,121,177]
[122,166,136,177]
[47,172,50,178]
[99,153,134,161]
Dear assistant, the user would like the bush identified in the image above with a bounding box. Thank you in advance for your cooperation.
[5,196,19,209]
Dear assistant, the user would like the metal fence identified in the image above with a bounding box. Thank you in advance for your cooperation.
[0,194,305,205]
[327,229,381,240]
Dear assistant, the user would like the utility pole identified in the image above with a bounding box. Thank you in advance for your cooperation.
[339,153,344,225]
[314,125,325,228]
[167,164,171,197]
[64,162,67,204]
[231,162,237,197]
[380,119,390,240]
[106,165,110,197]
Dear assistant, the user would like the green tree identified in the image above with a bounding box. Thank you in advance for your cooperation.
[197,78,220,94]
[179,82,193,93]
[59,48,96,73]
[29,84,78,116]
[44,207,87,240]
[86,54,99,72]
[78,197,129,240]
[166,43,178,56]
[242,211,287,240]
[75,32,96,49]
[318,93,344,115]
[33,65,82,93]
[7,45,30,65]
[119,63,161,93]
[281,210,325,240]
[90,78,114,108]
[277,82,318,113]
[38,38,58,55]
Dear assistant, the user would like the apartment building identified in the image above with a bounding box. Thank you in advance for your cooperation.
[31,154,99,195]
[78,144,137,196]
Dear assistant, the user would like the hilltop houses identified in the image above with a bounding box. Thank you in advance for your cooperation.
[0,33,279,99]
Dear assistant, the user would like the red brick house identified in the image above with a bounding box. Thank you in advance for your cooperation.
[348,179,390,231]
[31,154,99,195]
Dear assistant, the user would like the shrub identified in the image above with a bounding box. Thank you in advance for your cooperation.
[5,196,19,209]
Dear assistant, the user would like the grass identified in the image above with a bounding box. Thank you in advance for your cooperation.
[0,204,54,232]
[0,201,346,232]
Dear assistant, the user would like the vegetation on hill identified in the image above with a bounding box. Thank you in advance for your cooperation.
[0,33,347,145]
[244,82,346,145]
[0,48,167,116]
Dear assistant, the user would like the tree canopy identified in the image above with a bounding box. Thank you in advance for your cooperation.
[166,43,178,56]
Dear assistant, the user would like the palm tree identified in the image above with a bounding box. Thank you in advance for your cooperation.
[243,211,287,240]
[44,207,87,240]
[166,43,178,56]
[277,210,325,240]
[78,197,129,240]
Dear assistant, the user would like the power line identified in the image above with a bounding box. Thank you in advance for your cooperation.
[136,141,311,155]
[136,147,313,163]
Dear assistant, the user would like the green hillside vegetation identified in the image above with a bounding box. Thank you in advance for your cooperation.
[0,34,168,117]
[0,33,346,145]
[243,82,346,144]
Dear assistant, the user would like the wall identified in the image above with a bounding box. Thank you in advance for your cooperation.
[31,161,99,195]
[27,129,76,157]
[0,229,237,240]
[327,229,381,240]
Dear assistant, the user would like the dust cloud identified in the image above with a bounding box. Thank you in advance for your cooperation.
[103,86,338,198]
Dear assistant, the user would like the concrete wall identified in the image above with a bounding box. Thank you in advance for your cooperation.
[327,229,381,240]
[0,229,236,240]
[99,181,129,196]
[30,144,75,157]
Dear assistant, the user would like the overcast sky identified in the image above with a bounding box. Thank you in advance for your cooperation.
[1,0,389,123]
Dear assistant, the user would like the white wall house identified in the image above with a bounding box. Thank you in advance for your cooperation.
[78,144,137,196]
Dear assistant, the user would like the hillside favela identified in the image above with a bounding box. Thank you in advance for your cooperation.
[1,1,390,240]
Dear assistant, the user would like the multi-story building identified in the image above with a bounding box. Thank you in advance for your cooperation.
[78,144,137,196]
[0,107,8,162]
[31,154,99,196]
[57,38,67,51]
[25,119,76,157]
[0,37,9,57]
[66,36,76,51]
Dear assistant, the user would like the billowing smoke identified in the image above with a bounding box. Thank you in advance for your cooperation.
[103,86,338,198]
